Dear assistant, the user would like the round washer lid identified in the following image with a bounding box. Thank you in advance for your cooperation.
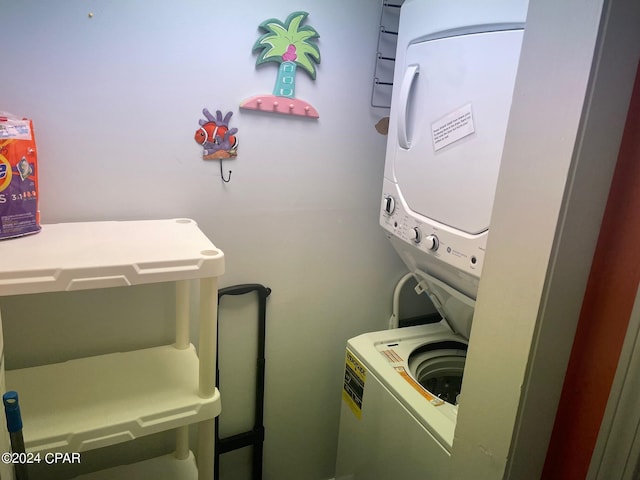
[414,270,475,340]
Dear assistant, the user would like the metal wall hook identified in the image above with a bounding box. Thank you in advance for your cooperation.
[220,160,232,183]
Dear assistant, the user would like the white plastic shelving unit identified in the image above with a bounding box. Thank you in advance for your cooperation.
[0,218,225,480]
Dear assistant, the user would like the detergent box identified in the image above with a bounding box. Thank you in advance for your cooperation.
[0,113,40,240]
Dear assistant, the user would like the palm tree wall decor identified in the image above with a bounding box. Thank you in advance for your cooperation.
[240,11,321,118]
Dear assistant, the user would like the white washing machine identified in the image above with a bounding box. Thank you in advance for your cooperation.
[335,320,471,479]
[335,0,527,478]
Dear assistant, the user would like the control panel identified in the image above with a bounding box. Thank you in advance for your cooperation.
[380,180,487,280]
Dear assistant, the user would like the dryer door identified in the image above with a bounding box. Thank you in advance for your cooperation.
[392,29,523,235]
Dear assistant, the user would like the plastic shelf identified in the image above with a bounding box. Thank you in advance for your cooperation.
[5,344,221,453]
[73,451,198,480]
[0,218,223,479]
[0,218,225,296]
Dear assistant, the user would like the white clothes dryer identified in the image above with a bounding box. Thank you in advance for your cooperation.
[380,0,527,301]
[335,0,528,478]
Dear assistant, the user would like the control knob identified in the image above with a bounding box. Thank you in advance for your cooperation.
[425,234,439,251]
[383,195,395,215]
[412,227,422,244]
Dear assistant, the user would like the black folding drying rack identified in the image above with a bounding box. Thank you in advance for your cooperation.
[215,283,271,480]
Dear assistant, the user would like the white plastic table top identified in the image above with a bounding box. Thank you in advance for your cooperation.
[0,218,225,295]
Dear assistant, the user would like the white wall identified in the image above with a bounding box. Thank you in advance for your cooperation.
[0,1,408,479]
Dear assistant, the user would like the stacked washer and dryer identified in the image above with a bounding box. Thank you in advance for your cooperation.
[335,1,528,478]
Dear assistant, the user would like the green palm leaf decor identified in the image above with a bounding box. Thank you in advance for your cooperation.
[240,11,321,118]
[254,11,321,80]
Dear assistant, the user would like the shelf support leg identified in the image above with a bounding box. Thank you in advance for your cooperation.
[198,277,218,397]
[176,280,191,350]
[175,425,190,460]
[197,418,215,480]
[198,277,218,478]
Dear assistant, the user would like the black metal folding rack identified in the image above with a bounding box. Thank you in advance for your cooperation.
[215,283,271,480]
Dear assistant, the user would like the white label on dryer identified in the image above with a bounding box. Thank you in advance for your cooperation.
[431,103,475,151]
